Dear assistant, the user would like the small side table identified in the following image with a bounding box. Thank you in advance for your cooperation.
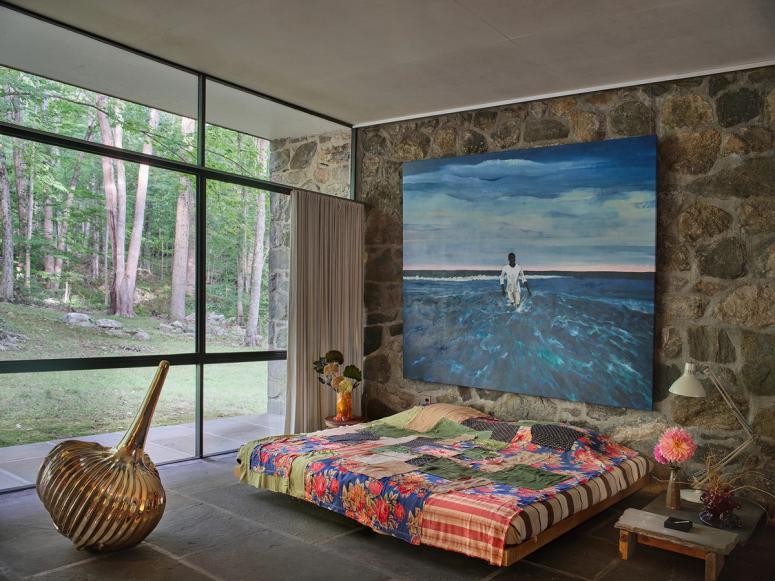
[615,496,764,581]
[323,415,367,429]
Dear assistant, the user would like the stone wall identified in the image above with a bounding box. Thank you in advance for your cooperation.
[270,130,352,197]
[265,130,352,414]
[356,66,775,511]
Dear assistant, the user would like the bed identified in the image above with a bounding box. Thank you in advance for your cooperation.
[236,403,651,566]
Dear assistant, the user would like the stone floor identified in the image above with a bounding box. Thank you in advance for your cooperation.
[0,455,771,581]
[0,413,284,491]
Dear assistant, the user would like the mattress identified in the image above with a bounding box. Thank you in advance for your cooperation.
[237,404,651,565]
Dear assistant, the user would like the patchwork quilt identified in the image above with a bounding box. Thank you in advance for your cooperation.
[237,404,646,565]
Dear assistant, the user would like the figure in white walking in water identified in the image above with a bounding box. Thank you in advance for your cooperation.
[500,252,529,309]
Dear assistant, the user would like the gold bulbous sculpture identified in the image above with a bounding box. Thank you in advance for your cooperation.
[36,361,170,551]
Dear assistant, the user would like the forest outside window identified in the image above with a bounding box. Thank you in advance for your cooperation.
[0,135,197,359]
[207,181,288,352]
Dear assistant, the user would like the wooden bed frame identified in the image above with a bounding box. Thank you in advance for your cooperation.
[500,473,649,566]
[234,463,650,568]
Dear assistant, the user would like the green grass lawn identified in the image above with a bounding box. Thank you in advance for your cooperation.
[0,303,276,447]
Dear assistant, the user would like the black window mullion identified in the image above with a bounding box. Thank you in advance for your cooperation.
[195,74,207,458]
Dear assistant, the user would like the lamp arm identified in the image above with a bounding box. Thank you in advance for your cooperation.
[703,365,754,437]
[692,438,755,488]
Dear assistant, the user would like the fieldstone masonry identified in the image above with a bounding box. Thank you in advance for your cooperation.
[265,130,352,414]
[356,66,775,514]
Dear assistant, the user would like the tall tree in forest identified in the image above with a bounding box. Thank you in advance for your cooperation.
[51,122,94,291]
[244,190,266,347]
[0,143,14,301]
[236,189,248,324]
[116,108,158,315]
[5,89,33,288]
[96,95,159,316]
[169,117,195,322]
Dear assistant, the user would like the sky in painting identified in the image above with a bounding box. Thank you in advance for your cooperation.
[403,135,657,272]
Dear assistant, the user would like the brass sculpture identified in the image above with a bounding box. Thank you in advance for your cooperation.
[37,361,170,551]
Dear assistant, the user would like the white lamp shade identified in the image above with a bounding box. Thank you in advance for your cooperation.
[669,363,707,398]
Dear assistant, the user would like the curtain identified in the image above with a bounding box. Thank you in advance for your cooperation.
[285,189,364,433]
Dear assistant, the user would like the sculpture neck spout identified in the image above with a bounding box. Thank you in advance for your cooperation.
[117,361,170,455]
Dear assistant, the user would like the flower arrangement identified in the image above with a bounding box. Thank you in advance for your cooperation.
[654,427,697,510]
[653,427,698,467]
[313,350,362,421]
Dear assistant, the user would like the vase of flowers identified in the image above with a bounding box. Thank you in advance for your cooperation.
[313,350,362,422]
[654,427,697,510]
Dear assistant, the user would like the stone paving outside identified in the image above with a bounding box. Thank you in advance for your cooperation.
[0,413,284,491]
[0,454,772,580]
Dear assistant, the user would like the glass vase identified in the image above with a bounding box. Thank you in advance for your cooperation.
[666,466,681,510]
[335,391,352,422]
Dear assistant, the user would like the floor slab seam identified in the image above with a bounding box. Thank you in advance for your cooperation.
[24,555,103,579]
[0,468,30,486]
[171,488,317,546]
[518,558,592,580]
[590,556,623,581]
[143,541,226,581]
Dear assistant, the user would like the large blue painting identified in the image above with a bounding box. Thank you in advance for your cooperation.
[402,135,656,410]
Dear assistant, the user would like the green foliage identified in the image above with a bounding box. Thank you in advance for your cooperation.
[325,350,344,364]
[343,365,362,382]
[312,357,326,374]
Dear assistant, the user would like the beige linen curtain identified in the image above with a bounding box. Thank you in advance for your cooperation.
[285,189,364,433]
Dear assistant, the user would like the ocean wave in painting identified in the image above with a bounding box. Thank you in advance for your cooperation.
[402,271,654,410]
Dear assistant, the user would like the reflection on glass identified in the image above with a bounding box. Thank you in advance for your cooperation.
[0,136,196,359]
[0,365,195,490]
[203,361,286,455]
[0,65,196,162]
[206,181,288,351]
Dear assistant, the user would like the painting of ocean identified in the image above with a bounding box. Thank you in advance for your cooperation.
[402,135,657,410]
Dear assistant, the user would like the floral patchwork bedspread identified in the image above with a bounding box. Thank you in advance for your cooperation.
[238,405,640,565]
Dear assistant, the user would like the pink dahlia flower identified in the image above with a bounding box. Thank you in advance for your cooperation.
[655,427,697,464]
[653,443,667,465]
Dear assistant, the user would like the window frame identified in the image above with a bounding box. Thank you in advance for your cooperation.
[0,1,358,490]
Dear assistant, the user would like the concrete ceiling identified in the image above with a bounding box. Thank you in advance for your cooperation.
[7,0,775,126]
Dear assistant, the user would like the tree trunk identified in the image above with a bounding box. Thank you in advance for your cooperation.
[112,112,127,314]
[169,181,191,322]
[0,144,15,301]
[236,190,248,325]
[244,191,266,347]
[43,199,55,276]
[236,253,244,325]
[116,109,159,316]
[185,192,195,297]
[96,95,119,312]
[96,96,130,314]
[103,216,109,307]
[52,121,95,291]
[5,89,31,289]
[169,117,196,321]
[11,139,30,288]
[90,222,100,281]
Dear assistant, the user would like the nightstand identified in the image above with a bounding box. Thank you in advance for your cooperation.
[323,415,367,428]
[615,495,764,581]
